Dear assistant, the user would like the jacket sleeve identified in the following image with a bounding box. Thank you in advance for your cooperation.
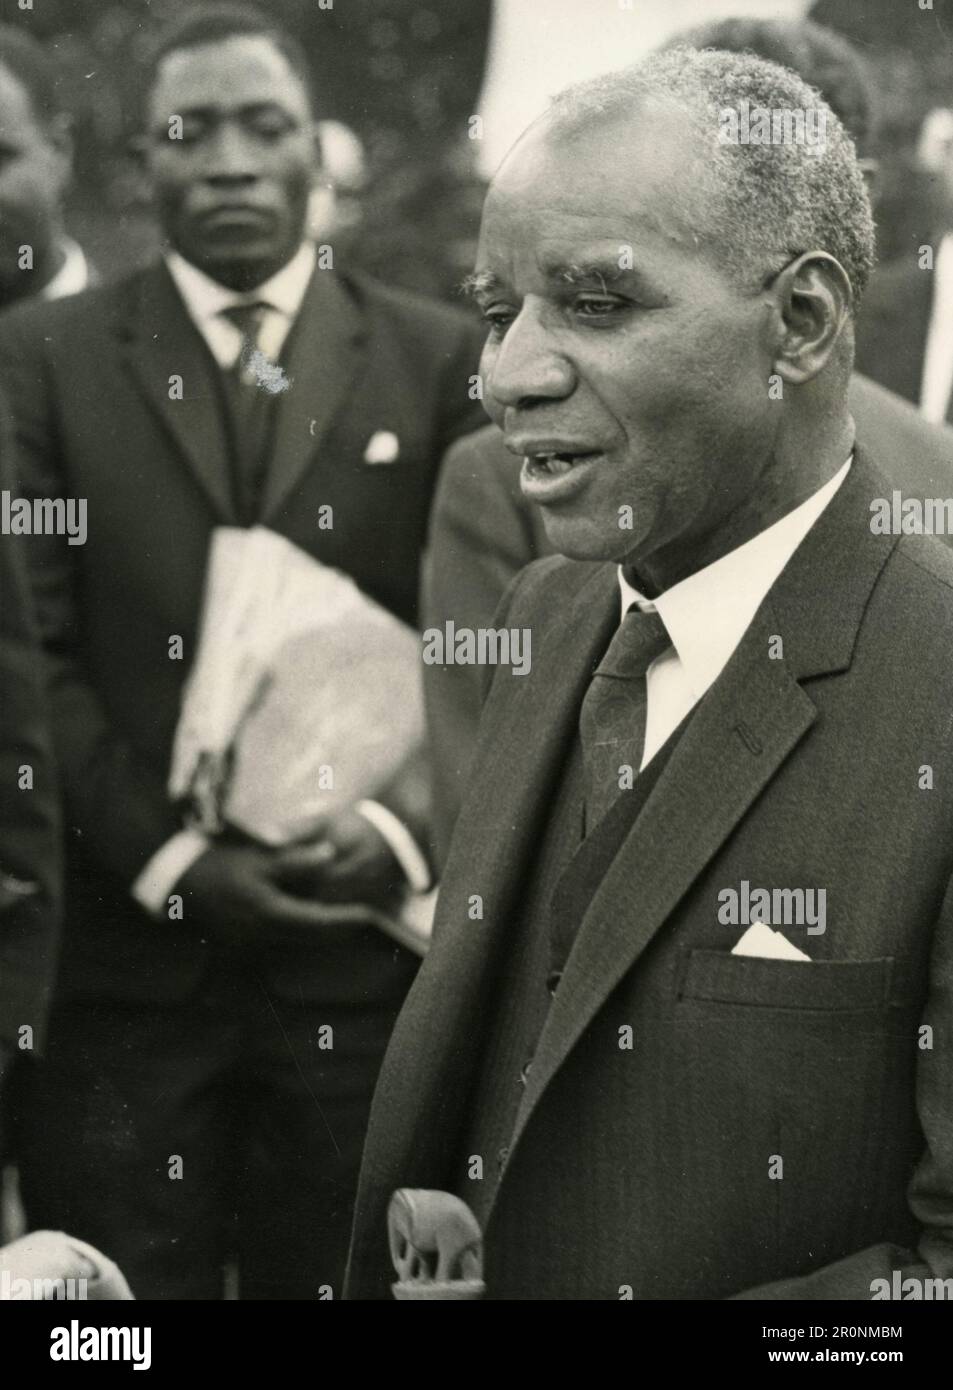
[0,313,183,890]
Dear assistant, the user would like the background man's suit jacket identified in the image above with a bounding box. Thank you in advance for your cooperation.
[423,374,953,864]
[0,417,61,1057]
[348,450,953,1300]
[854,260,935,408]
[0,261,484,1006]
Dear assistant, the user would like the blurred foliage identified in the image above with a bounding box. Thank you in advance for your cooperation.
[0,0,492,299]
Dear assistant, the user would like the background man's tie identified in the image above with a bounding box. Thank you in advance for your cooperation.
[219,301,272,523]
[220,300,270,379]
[579,606,671,831]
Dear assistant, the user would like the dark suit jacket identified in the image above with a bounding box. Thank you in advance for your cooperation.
[854,258,935,407]
[423,374,953,863]
[349,449,953,1299]
[0,413,61,1053]
[0,260,484,1005]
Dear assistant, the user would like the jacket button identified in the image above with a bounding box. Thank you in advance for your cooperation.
[519,1059,533,1085]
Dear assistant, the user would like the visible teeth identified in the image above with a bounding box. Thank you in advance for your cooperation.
[534,453,574,475]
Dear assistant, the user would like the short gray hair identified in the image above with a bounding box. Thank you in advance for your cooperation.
[546,47,876,308]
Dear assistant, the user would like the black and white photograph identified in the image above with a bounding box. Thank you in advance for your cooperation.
[1,0,952,1361]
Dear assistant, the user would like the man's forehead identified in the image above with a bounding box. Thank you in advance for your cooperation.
[483,105,704,252]
[494,100,698,191]
[150,35,306,109]
[476,189,700,285]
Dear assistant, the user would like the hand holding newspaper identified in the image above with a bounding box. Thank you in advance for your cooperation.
[168,526,432,951]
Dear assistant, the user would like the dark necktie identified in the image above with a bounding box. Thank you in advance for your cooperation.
[218,301,272,524]
[579,606,671,831]
[221,300,269,378]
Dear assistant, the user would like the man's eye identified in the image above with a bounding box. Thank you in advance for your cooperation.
[481,307,516,335]
[245,112,296,140]
[172,117,215,147]
[174,118,211,146]
[574,296,627,318]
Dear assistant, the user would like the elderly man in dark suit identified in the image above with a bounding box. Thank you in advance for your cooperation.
[0,3,483,1300]
[422,16,953,862]
[347,48,953,1300]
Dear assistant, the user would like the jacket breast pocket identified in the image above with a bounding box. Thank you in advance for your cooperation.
[673,948,919,1272]
[677,949,901,1012]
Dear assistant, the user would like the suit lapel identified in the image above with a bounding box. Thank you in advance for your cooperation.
[451,561,620,946]
[259,266,366,520]
[119,264,235,519]
[504,450,900,1167]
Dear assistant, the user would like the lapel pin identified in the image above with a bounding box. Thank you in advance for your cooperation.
[364,430,400,465]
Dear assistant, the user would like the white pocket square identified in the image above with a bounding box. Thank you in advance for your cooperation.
[363,430,400,465]
[731,920,811,962]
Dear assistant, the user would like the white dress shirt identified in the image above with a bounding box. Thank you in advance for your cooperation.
[165,239,317,366]
[617,457,852,770]
[132,242,433,946]
[920,232,953,424]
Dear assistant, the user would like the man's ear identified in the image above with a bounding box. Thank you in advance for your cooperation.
[768,250,852,386]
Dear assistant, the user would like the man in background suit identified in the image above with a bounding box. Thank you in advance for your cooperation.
[0,25,92,308]
[806,0,953,420]
[0,401,60,1274]
[347,50,953,1300]
[0,412,60,1096]
[853,120,953,419]
[423,16,953,860]
[0,3,482,1299]
[1,417,134,1304]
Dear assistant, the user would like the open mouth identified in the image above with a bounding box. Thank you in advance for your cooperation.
[525,450,600,477]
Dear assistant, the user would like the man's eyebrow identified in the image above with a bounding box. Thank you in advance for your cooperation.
[551,261,632,289]
[460,270,507,301]
[158,101,296,121]
[459,260,656,301]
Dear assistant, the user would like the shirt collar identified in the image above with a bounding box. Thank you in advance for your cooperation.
[42,237,89,300]
[618,456,852,701]
[164,240,317,323]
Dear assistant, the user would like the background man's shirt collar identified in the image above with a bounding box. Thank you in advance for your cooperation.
[165,240,316,322]
[163,241,317,369]
[42,237,89,300]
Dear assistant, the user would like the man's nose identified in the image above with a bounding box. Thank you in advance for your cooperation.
[487,302,575,409]
[201,121,262,182]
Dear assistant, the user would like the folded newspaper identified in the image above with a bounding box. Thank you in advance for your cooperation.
[168,526,432,951]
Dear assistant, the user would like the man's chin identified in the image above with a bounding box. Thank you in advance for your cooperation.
[177,239,296,290]
[539,512,640,566]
